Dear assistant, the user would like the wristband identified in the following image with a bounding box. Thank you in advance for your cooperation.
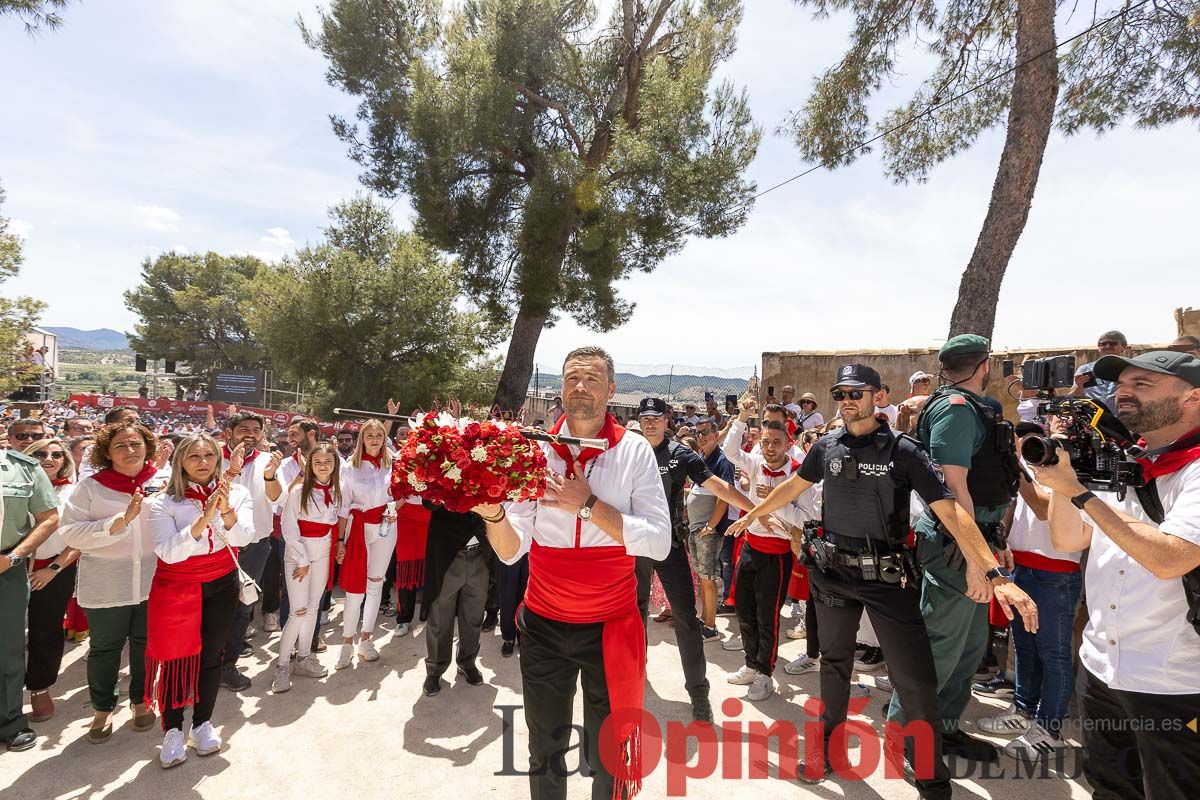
[480,508,506,524]
[1070,490,1096,510]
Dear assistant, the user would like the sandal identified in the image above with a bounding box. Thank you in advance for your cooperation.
[653,608,673,623]
[131,703,157,732]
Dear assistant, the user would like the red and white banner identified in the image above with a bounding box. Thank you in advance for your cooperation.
[67,393,360,434]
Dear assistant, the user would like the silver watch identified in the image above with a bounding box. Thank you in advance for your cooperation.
[7,553,24,569]
[577,494,598,521]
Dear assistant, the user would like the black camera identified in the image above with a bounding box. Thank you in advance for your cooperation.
[1020,397,1145,498]
[1021,354,1075,392]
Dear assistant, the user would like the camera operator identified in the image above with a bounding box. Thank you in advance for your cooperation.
[1031,350,1200,799]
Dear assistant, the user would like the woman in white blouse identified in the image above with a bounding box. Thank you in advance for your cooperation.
[22,438,80,723]
[146,433,254,769]
[335,419,397,669]
[58,422,161,743]
[272,442,342,693]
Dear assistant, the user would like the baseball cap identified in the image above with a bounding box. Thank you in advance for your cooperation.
[637,397,668,417]
[1093,350,1200,388]
[831,364,882,390]
[909,371,933,385]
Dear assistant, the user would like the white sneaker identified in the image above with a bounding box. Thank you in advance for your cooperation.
[1004,722,1068,759]
[875,674,894,693]
[263,612,280,633]
[358,638,380,662]
[160,728,187,769]
[335,643,354,670]
[188,721,222,756]
[785,621,807,640]
[978,703,1033,736]
[747,672,774,701]
[784,654,819,675]
[726,665,758,685]
[721,634,744,651]
[395,622,411,637]
[293,654,328,678]
[271,664,291,693]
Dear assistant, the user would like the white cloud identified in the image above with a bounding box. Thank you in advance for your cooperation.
[261,227,294,248]
[136,205,182,231]
[8,219,33,239]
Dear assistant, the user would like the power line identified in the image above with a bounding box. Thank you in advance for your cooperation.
[672,0,1154,240]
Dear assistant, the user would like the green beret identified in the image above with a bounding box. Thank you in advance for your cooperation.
[939,334,990,360]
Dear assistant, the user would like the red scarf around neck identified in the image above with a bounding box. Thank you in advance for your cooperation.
[51,476,73,487]
[92,462,157,495]
[313,481,334,507]
[546,412,625,478]
[223,444,259,465]
[361,451,384,468]
[1137,427,1200,480]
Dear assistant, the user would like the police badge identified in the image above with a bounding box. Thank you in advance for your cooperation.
[829,458,843,477]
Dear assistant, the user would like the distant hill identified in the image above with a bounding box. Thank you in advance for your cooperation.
[43,327,130,350]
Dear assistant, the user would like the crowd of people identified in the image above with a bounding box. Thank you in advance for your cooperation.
[2,330,1199,800]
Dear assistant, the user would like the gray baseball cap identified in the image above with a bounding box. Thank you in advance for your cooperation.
[1093,350,1200,388]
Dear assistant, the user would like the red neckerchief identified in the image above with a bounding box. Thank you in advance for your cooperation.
[1137,427,1200,480]
[92,462,157,495]
[184,482,217,505]
[762,457,801,478]
[223,445,259,465]
[51,476,73,487]
[314,481,334,507]
[361,451,384,468]
[546,412,625,479]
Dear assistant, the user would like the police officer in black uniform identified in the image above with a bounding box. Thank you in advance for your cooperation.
[729,365,1038,798]
[633,397,757,723]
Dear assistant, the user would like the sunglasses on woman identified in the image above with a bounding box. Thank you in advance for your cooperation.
[37,450,66,461]
[830,389,868,401]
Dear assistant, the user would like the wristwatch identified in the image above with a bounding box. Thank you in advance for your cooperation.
[984,565,1012,582]
[6,553,24,569]
[48,562,62,573]
[1070,490,1096,510]
[577,494,598,521]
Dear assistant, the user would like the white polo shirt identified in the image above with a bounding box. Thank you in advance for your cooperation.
[1080,460,1200,693]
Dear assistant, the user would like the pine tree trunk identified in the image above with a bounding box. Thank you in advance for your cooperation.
[494,301,548,412]
[947,0,1058,338]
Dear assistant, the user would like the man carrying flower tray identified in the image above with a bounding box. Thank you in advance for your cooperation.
[472,345,671,800]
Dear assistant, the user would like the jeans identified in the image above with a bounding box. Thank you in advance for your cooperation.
[498,554,529,642]
[1010,565,1081,736]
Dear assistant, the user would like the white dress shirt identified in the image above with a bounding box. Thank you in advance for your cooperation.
[280,484,344,568]
[340,458,394,512]
[1080,460,1200,693]
[500,420,671,565]
[723,419,815,536]
[57,478,158,608]
[147,484,256,564]
[1007,487,1081,564]
[278,451,305,491]
[227,450,274,542]
[34,483,75,560]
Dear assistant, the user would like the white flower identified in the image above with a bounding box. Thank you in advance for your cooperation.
[507,489,522,501]
[416,443,429,454]
[407,473,424,489]
[445,466,462,482]
[471,445,488,462]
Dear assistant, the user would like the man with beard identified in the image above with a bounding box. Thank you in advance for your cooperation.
[730,364,1036,795]
[219,412,283,690]
[1033,350,1200,799]
[888,335,1025,764]
[473,346,670,800]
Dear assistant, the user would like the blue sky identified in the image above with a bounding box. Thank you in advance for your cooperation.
[3,0,1195,372]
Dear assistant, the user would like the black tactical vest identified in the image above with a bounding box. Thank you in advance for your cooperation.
[917,386,1019,508]
[820,426,911,547]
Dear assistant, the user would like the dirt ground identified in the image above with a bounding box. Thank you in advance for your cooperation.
[5,600,1093,799]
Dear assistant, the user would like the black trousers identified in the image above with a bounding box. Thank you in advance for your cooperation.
[519,606,616,800]
[1081,668,1200,800]
[25,562,77,692]
[804,592,820,659]
[810,565,950,800]
[260,536,283,615]
[425,548,488,677]
[499,554,529,642]
[635,547,710,696]
[485,550,501,617]
[162,571,239,733]
[734,544,792,676]
[222,537,272,668]
[396,585,427,624]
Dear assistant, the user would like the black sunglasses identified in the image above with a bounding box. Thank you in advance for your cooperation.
[11,431,48,441]
[830,389,868,401]
[37,451,66,460]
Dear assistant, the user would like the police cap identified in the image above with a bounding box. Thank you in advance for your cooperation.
[637,397,668,417]
[831,364,882,390]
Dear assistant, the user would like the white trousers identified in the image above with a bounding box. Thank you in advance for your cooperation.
[341,522,394,639]
[279,535,330,663]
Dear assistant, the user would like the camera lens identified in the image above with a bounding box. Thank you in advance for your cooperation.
[1020,435,1060,466]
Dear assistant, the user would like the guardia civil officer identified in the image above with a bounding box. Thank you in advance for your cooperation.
[1,444,61,751]
[730,364,1037,797]
[633,397,758,723]
[891,334,1028,762]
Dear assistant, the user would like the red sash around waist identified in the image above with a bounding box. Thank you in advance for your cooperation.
[296,520,336,591]
[1012,550,1080,574]
[727,532,793,606]
[523,540,645,800]
[340,505,385,594]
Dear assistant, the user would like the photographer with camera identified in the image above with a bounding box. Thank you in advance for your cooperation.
[1030,350,1200,799]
